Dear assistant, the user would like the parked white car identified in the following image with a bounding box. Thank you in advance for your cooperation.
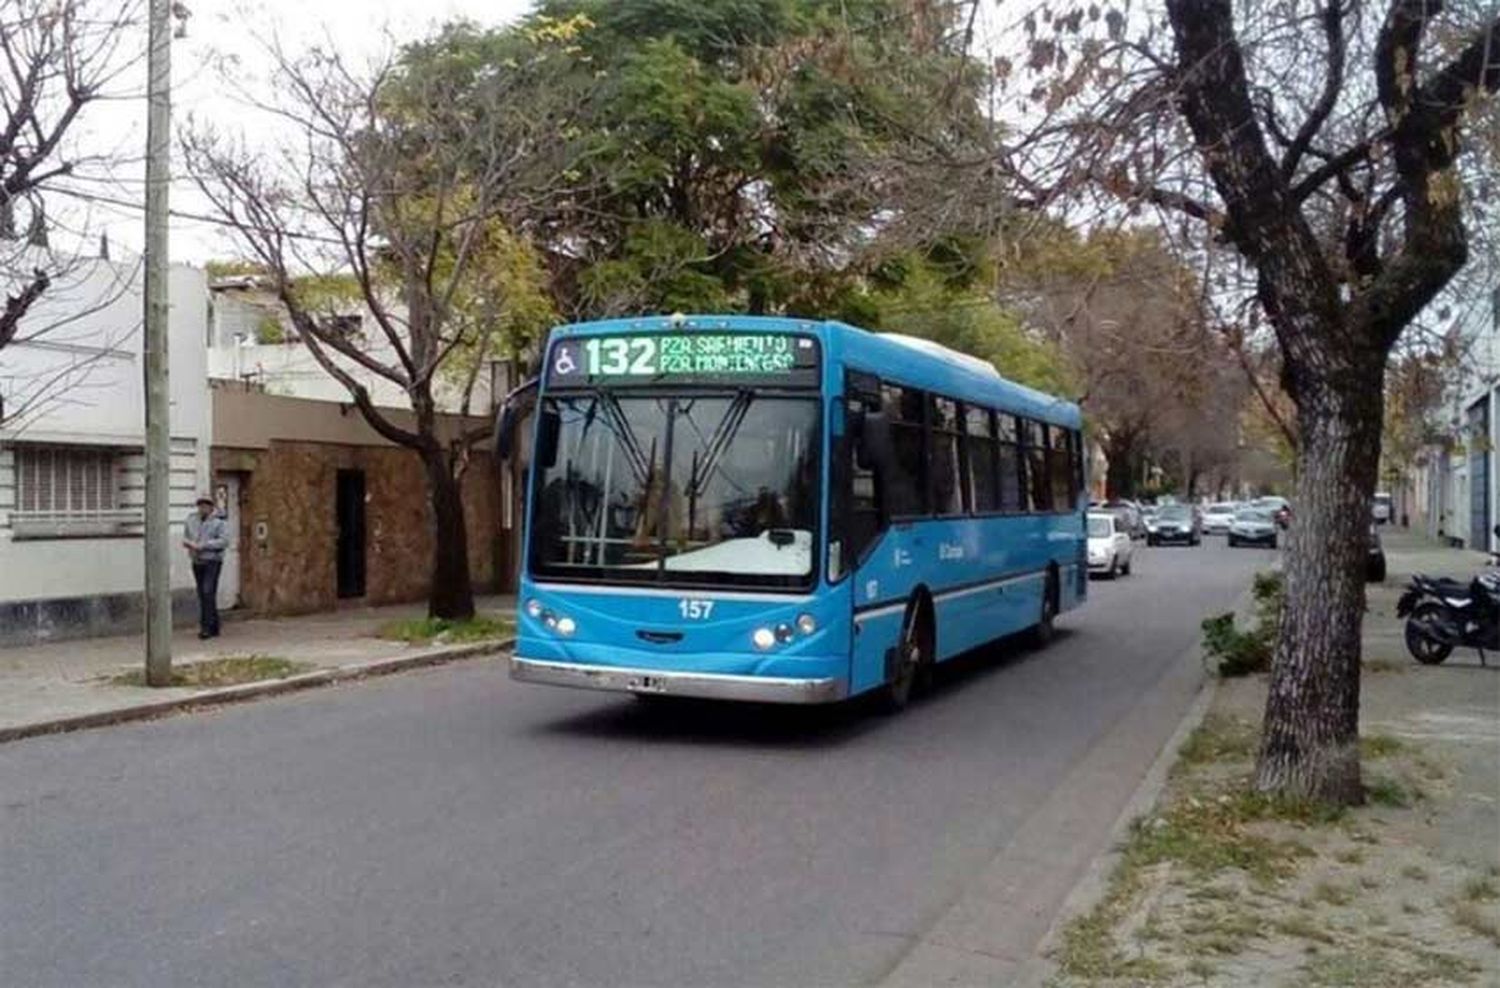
[1088,512,1134,578]
[1202,502,1238,535]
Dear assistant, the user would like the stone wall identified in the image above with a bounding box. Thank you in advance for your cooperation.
[215,441,500,616]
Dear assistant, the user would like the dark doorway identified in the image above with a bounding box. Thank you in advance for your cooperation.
[336,470,367,598]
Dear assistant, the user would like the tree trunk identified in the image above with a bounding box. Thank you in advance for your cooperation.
[1255,352,1384,804]
[1104,431,1141,499]
[422,449,476,620]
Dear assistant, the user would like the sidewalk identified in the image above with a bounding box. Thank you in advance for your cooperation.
[1038,527,1500,986]
[0,596,516,741]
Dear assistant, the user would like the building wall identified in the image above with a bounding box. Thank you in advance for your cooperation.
[206,283,495,412]
[210,388,501,616]
[0,257,210,644]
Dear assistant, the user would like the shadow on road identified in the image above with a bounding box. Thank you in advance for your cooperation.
[526,627,1077,748]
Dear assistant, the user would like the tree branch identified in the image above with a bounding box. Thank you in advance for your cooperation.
[1281,1,1347,180]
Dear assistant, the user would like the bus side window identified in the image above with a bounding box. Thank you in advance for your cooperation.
[931,396,964,517]
[996,413,1023,512]
[1023,419,1051,512]
[1048,425,1072,510]
[965,406,999,513]
[882,383,927,517]
[1070,429,1085,506]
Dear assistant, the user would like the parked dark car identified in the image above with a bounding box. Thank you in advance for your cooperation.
[1147,504,1201,546]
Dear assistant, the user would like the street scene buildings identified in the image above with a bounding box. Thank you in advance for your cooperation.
[1,3,1497,987]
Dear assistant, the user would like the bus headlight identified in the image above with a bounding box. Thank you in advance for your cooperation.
[751,627,776,650]
[555,616,576,636]
[796,613,817,635]
[525,599,543,619]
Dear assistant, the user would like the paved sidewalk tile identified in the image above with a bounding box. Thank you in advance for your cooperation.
[0,596,516,737]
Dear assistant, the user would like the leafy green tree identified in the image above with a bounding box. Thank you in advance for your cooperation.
[407,0,1001,321]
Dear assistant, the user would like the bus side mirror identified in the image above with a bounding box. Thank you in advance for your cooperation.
[536,408,561,470]
[492,376,538,463]
[495,404,519,462]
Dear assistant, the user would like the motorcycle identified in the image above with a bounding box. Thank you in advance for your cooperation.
[1397,543,1500,667]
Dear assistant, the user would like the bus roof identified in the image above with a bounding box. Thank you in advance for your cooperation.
[550,314,1082,429]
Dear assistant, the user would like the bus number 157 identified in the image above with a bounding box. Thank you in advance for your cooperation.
[679,599,715,620]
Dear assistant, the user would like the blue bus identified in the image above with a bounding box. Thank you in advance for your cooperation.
[498,315,1086,711]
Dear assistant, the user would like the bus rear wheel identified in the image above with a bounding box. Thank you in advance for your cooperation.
[877,604,932,714]
[1028,575,1058,649]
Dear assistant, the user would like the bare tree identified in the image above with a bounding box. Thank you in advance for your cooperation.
[1002,228,1238,499]
[995,0,1500,803]
[1,0,144,426]
[183,32,570,619]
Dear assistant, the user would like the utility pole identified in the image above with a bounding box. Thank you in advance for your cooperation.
[143,0,172,686]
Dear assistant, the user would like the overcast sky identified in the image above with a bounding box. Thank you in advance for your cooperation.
[70,0,534,264]
[64,0,1016,267]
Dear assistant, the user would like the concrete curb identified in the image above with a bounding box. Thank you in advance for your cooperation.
[1018,582,1260,986]
[0,637,515,745]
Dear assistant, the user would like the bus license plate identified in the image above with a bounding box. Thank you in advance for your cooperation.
[628,675,667,693]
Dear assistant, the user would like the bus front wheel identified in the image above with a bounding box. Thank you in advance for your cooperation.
[878,603,932,714]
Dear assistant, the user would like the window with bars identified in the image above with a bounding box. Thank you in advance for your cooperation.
[12,446,131,538]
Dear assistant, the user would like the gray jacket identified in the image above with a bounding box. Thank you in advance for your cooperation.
[185,512,229,563]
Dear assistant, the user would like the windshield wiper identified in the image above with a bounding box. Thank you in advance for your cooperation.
[685,389,753,503]
[593,389,654,488]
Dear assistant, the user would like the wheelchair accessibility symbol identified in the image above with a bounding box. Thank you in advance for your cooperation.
[553,346,577,376]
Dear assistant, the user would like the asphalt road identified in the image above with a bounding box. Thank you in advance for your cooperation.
[1,539,1270,987]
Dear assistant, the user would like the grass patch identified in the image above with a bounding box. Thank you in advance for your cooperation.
[1462,876,1498,902]
[108,655,312,688]
[1360,733,1407,758]
[1365,776,1421,808]
[1273,911,1337,944]
[1298,946,1479,986]
[376,614,514,645]
[1451,900,1500,946]
[1123,793,1318,886]
[1052,864,1173,981]
[1400,864,1429,882]
[1175,714,1258,772]
[1310,881,1356,907]
[1334,848,1366,865]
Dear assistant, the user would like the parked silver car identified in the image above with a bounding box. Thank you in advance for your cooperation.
[1228,507,1279,548]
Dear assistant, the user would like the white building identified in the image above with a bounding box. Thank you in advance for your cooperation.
[205,275,497,412]
[0,250,211,644]
[1419,287,1500,550]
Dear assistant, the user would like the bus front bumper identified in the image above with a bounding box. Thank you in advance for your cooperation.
[510,656,848,704]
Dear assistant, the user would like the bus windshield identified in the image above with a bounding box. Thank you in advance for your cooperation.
[530,392,820,588]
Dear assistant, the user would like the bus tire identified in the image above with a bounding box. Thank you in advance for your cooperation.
[877,600,932,714]
[1028,572,1058,649]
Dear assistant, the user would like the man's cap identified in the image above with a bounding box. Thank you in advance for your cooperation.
[196,494,215,506]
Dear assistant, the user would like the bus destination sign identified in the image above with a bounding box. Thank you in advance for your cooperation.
[547,333,819,385]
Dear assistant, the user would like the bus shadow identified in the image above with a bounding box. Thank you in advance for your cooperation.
[529,692,886,749]
[529,629,1076,747]
[924,627,1077,703]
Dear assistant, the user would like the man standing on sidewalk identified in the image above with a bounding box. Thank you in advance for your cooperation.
[183,495,228,639]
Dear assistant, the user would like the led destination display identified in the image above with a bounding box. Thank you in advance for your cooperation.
[547,333,819,385]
